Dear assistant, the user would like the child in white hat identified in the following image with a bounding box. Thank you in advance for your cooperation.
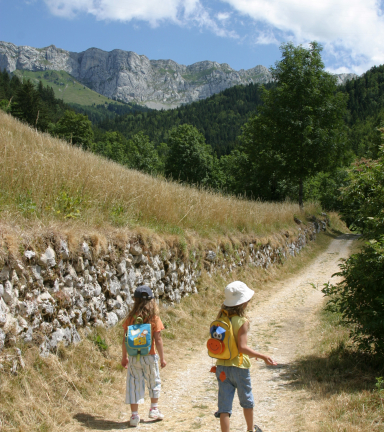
[214,281,277,432]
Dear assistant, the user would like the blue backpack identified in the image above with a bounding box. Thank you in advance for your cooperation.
[125,316,152,360]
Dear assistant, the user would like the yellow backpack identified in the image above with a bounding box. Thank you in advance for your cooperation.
[207,310,241,362]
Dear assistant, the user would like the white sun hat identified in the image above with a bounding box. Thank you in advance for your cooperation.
[223,281,254,307]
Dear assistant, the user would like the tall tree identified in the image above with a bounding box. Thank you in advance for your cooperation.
[240,42,348,207]
[52,110,94,149]
[127,132,162,174]
[165,124,214,185]
[11,79,46,128]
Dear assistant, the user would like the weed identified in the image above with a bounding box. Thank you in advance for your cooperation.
[110,204,128,226]
[17,191,37,216]
[51,189,83,219]
[162,330,176,340]
[91,334,108,351]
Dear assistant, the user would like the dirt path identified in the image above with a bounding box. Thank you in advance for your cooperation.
[74,234,357,432]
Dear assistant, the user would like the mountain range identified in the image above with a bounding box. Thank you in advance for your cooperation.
[0,41,357,110]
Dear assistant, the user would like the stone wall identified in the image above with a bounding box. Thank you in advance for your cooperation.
[0,218,326,356]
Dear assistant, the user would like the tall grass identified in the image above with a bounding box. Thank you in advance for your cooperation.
[0,111,320,237]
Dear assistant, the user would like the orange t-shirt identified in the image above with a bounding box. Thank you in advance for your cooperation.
[122,315,164,356]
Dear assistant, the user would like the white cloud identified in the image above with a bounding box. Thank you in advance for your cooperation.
[217,12,231,21]
[254,30,279,46]
[44,0,238,38]
[220,0,384,73]
[44,0,196,24]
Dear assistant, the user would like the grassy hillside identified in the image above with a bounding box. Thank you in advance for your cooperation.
[13,70,121,106]
[0,110,322,240]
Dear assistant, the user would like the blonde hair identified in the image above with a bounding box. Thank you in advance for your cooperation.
[216,302,248,319]
[127,297,159,324]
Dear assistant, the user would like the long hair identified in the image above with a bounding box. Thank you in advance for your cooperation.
[217,302,248,319]
[128,297,159,324]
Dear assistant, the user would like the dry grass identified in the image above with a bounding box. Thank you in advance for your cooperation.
[0,111,321,238]
[0,231,340,431]
[293,308,384,431]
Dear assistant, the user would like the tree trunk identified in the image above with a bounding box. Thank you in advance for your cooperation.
[299,178,303,210]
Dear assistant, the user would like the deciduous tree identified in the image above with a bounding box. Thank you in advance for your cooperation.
[240,42,348,207]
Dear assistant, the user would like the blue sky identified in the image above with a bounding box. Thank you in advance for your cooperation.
[1,0,384,75]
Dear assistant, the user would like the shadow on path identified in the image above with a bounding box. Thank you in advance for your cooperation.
[74,413,162,430]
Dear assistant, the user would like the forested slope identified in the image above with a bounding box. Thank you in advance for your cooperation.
[98,82,274,156]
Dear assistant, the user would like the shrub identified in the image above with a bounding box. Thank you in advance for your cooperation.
[323,130,384,356]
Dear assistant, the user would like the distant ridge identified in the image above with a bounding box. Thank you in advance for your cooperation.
[0,41,357,110]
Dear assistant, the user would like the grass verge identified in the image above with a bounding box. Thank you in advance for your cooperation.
[292,237,384,432]
[0,229,343,431]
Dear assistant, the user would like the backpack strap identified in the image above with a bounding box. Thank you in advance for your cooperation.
[133,316,144,361]
[221,310,244,366]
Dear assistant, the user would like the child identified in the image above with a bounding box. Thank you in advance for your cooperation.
[214,281,277,432]
[121,285,167,427]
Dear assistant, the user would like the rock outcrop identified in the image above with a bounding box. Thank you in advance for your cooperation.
[0,218,327,356]
[0,41,357,109]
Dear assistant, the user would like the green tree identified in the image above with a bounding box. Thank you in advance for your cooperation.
[165,124,214,185]
[92,131,127,164]
[11,79,47,129]
[127,132,162,174]
[240,42,348,206]
[52,110,94,149]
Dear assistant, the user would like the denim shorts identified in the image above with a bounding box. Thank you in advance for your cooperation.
[215,365,254,416]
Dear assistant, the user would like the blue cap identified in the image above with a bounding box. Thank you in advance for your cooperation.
[134,285,154,300]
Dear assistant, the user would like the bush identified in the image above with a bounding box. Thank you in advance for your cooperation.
[323,240,384,355]
[323,130,384,356]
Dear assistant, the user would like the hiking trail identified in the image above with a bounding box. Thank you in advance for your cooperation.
[72,234,357,432]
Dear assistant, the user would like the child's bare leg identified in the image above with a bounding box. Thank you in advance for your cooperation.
[220,413,230,432]
[130,404,139,413]
[150,398,158,404]
[243,408,253,430]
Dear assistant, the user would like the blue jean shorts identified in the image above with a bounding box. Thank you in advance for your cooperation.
[215,365,254,417]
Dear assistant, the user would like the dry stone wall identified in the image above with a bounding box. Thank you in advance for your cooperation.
[0,219,326,356]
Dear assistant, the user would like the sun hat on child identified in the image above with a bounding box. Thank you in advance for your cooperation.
[223,281,254,307]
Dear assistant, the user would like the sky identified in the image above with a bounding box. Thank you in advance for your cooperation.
[1,0,384,75]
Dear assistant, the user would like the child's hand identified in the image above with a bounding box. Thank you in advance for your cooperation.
[263,356,277,366]
[160,359,167,368]
[121,357,129,369]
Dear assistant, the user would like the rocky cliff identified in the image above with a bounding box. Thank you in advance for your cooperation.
[0,41,357,110]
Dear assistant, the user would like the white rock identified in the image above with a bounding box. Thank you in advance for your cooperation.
[0,266,10,281]
[39,247,56,268]
[59,240,70,259]
[24,250,36,260]
[117,260,126,276]
[75,257,85,273]
[82,242,92,260]
[31,265,43,282]
[3,281,15,305]
[130,244,142,256]
[19,300,38,317]
[105,312,118,328]
[0,298,8,327]
[206,251,217,262]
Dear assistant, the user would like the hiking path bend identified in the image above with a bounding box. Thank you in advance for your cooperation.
[73,234,357,432]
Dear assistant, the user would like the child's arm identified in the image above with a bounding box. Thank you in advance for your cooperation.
[121,335,129,369]
[237,321,277,366]
[153,331,167,368]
